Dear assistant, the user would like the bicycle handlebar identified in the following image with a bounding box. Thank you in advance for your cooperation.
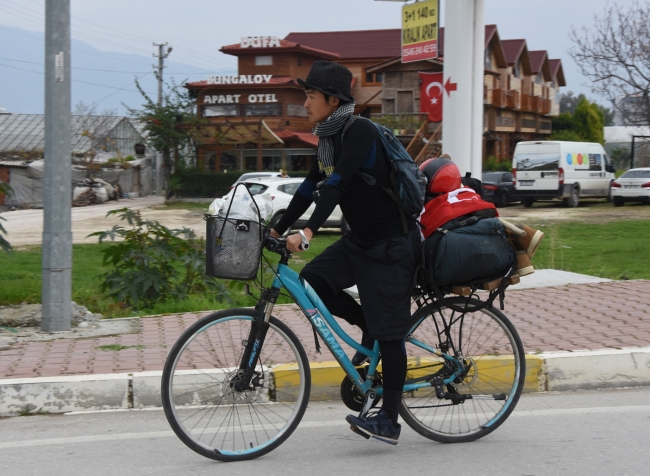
[264,231,308,259]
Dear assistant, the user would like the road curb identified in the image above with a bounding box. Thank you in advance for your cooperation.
[541,347,650,391]
[0,374,130,415]
[1,349,649,416]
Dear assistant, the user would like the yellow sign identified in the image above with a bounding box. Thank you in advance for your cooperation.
[401,0,439,63]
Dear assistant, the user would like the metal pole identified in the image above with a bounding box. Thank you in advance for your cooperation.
[631,135,636,170]
[42,0,72,332]
[153,42,170,196]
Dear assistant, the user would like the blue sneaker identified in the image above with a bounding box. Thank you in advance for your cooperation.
[346,409,401,445]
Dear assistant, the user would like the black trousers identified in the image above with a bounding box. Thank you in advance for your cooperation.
[300,228,420,422]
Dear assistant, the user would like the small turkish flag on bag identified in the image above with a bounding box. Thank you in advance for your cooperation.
[419,72,444,122]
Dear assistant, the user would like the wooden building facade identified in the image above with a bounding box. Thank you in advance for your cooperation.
[186,27,565,171]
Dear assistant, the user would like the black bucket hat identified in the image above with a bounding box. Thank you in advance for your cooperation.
[297,60,354,102]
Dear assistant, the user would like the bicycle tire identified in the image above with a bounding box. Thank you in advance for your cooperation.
[161,309,311,461]
[400,297,526,443]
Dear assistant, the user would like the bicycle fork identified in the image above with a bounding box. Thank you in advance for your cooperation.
[233,287,280,392]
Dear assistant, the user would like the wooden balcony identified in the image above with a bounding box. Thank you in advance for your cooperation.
[541,98,551,115]
[506,90,520,110]
[520,94,533,112]
[531,96,544,113]
[491,89,506,108]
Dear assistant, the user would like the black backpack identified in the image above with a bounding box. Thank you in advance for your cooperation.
[342,116,427,233]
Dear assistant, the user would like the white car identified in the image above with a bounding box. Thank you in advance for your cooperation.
[229,171,286,191]
[228,177,349,234]
[611,167,650,206]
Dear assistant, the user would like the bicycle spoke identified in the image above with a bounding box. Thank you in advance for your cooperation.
[162,310,310,461]
[401,298,525,442]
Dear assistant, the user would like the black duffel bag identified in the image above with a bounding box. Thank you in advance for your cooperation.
[424,216,516,287]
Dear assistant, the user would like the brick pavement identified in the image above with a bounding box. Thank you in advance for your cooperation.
[0,280,648,379]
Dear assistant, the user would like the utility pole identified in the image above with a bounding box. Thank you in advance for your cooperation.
[153,42,172,196]
[42,0,72,332]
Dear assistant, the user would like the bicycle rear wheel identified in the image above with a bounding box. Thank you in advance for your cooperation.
[400,297,525,443]
[161,309,311,461]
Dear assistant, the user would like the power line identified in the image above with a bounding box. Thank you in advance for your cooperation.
[0,61,155,94]
[3,0,237,70]
[0,57,229,74]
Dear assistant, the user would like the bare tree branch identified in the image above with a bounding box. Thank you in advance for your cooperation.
[569,1,650,125]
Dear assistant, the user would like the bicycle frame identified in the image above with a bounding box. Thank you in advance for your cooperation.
[268,262,465,396]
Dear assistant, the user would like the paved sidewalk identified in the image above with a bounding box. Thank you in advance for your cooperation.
[0,275,648,379]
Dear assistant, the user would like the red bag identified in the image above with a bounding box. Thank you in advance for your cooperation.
[420,187,498,238]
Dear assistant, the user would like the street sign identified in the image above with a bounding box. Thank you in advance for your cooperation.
[401,0,439,63]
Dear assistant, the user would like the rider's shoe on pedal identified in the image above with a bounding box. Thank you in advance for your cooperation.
[351,332,374,366]
[346,409,401,445]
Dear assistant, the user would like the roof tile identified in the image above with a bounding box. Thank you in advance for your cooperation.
[284,29,401,59]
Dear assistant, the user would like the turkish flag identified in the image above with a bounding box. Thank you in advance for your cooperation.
[419,72,444,122]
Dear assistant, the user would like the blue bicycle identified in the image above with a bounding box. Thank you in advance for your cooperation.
[161,234,526,462]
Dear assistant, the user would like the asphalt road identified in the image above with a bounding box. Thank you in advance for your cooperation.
[1,387,648,476]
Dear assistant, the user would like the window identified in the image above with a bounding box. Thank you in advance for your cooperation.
[484,47,492,70]
[204,105,238,117]
[522,118,537,129]
[243,103,280,117]
[365,72,382,84]
[278,183,300,195]
[255,55,273,66]
[287,104,308,117]
[297,57,302,66]
[513,61,520,78]
[245,183,269,195]
[620,169,650,178]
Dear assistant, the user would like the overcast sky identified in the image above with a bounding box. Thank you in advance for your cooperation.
[0,0,614,107]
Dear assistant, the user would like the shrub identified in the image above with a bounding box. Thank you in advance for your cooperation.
[87,208,228,310]
[171,169,311,198]
[483,156,512,172]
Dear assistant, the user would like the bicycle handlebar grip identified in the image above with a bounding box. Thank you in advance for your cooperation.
[299,242,310,251]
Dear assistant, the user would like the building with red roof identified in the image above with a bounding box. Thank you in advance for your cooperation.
[185,27,566,172]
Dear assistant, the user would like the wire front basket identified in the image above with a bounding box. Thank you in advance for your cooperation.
[205,183,265,281]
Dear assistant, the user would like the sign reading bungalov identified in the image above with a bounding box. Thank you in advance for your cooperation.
[402,0,439,63]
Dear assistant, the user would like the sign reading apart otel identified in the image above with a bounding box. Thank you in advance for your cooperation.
[204,93,278,104]
[401,0,439,63]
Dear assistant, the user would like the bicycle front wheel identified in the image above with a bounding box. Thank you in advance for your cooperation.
[161,309,311,461]
[400,298,526,443]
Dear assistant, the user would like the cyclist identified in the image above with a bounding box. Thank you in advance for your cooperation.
[270,60,420,445]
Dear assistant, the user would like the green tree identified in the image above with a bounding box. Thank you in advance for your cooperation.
[550,98,605,143]
[0,181,12,254]
[559,91,614,126]
[125,78,205,184]
[573,99,605,143]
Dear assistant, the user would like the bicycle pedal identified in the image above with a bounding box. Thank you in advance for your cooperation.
[350,425,370,439]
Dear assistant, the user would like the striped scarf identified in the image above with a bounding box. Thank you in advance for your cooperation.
[313,102,356,178]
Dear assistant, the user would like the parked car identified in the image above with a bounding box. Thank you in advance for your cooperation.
[610,167,650,206]
[229,171,287,191]
[226,177,348,234]
[481,171,517,207]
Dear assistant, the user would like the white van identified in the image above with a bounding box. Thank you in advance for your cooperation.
[512,141,616,207]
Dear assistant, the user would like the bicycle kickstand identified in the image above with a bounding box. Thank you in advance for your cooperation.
[358,390,377,418]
